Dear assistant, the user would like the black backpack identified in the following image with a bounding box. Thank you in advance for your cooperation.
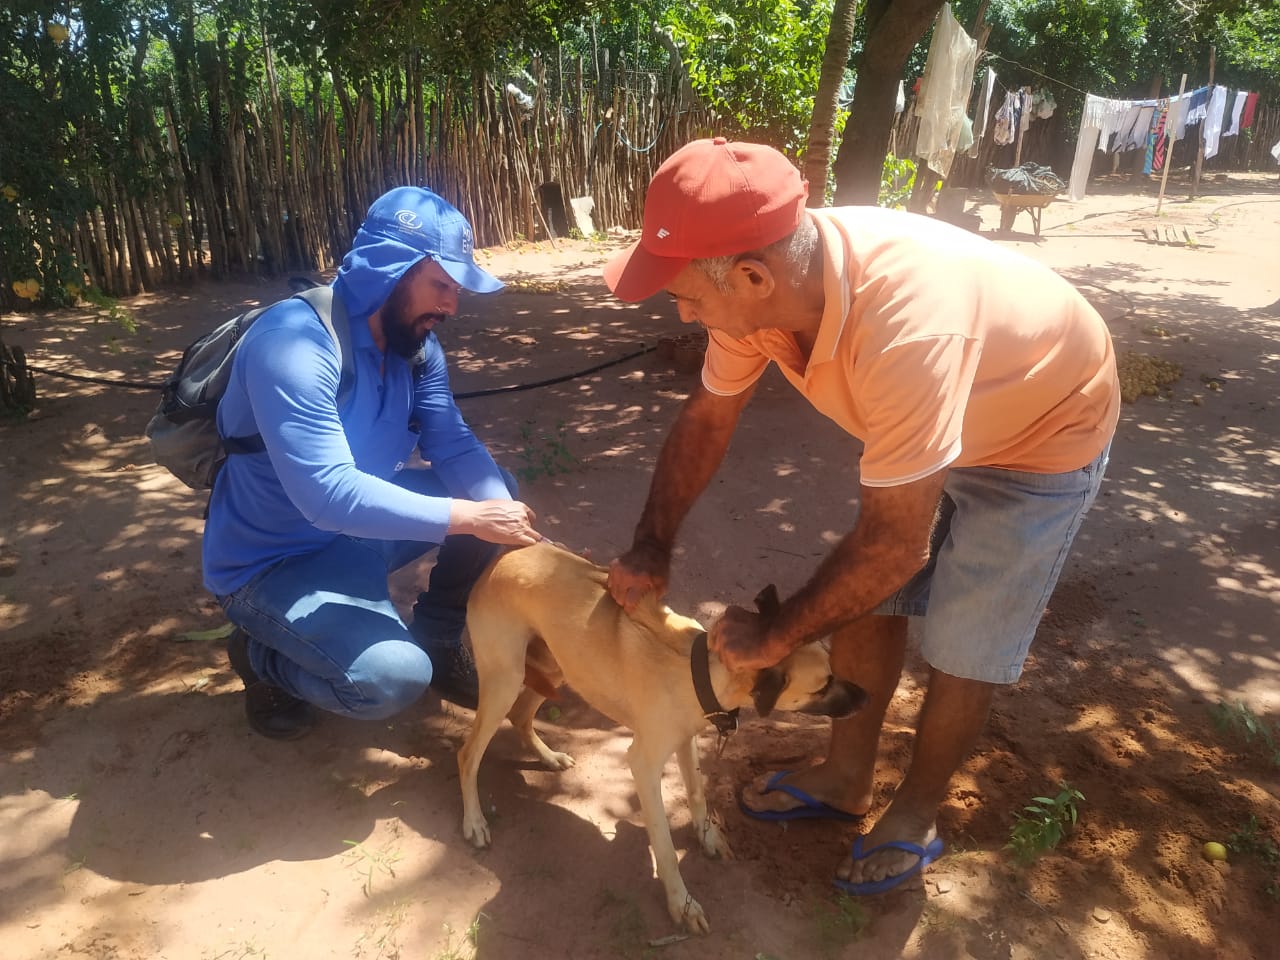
[145,284,353,490]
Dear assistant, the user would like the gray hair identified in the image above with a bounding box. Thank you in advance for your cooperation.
[692,217,818,294]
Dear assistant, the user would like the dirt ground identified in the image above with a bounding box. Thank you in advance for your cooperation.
[2,171,1279,960]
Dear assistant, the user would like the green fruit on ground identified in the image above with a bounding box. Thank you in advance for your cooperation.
[1203,841,1228,862]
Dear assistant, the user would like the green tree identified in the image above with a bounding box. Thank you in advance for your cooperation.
[662,0,833,152]
[1214,1,1280,93]
[831,0,944,205]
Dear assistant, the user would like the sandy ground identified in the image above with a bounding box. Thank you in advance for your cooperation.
[2,171,1279,960]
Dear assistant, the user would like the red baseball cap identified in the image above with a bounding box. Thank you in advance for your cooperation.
[603,137,809,302]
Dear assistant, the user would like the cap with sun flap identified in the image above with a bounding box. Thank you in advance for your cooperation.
[603,138,809,302]
[361,186,504,294]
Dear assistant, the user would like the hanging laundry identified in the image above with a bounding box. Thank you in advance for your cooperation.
[976,66,997,144]
[1148,101,1170,174]
[1224,90,1248,138]
[1032,89,1057,119]
[1069,94,1128,200]
[1204,85,1229,159]
[1170,96,1191,141]
[1241,92,1259,130]
[913,2,978,179]
[1122,107,1155,152]
[1019,88,1034,133]
[895,80,906,115]
[1186,87,1210,123]
[1068,86,1205,201]
[993,90,1019,145]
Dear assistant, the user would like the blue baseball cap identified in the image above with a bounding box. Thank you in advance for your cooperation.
[361,187,503,294]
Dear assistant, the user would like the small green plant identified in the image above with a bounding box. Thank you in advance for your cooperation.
[879,154,918,209]
[1006,783,1084,865]
[353,899,410,959]
[342,840,403,897]
[81,285,137,333]
[515,419,577,482]
[435,913,486,960]
[1227,815,1280,900]
[812,892,869,955]
[1209,700,1280,766]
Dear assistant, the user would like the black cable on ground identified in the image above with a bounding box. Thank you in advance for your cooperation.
[452,344,654,400]
[1,343,658,400]
[1,363,161,391]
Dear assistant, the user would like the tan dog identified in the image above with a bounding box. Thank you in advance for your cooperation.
[457,541,865,934]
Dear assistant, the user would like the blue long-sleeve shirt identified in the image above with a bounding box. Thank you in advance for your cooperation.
[202,231,508,595]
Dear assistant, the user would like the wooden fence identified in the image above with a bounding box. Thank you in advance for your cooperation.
[36,53,707,302]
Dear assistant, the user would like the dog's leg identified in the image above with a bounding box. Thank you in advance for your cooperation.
[457,667,524,849]
[627,737,711,935]
[507,688,574,770]
[674,736,729,860]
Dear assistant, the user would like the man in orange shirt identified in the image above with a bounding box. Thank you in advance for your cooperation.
[604,138,1118,894]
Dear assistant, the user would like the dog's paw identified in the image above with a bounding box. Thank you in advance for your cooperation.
[700,821,732,860]
[461,811,492,849]
[541,750,575,771]
[669,892,710,935]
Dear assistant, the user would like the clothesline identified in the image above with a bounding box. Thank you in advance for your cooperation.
[981,52,1088,96]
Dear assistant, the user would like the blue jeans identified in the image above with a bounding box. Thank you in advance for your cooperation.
[874,444,1110,684]
[218,467,516,719]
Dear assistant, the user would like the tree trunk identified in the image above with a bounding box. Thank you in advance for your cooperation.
[832,0,946,206]
[804,0,860,206]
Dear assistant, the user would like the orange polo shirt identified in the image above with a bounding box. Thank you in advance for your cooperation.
[703,207,1119,486]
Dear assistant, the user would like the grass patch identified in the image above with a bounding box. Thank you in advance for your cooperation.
[515,419,577,483]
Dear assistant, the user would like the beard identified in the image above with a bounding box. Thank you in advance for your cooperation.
[382,278,445,360]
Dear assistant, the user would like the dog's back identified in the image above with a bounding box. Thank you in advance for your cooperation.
[467,542,704,730]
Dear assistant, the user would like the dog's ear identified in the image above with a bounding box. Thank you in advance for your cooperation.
[805,678,869,719]
[751,667,787,717]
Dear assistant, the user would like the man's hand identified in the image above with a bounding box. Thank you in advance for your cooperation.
[709,605,791,672]
[448,499,542,546]
[608,540,671,612]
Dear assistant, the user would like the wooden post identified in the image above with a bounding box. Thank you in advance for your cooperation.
[1156,73,1187,216]
[1191,45,1214,199]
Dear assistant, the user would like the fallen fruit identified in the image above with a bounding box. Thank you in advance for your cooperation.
[1203,841,1228,862]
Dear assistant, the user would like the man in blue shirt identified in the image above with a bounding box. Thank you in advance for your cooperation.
[204,186,542,739]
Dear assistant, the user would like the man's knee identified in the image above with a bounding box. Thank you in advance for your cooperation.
[339,640,433,720]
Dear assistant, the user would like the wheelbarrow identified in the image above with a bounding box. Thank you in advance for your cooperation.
[992,192,1056,237]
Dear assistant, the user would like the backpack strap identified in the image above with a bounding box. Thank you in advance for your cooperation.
[221,286,354,460]
[293,285,356,408]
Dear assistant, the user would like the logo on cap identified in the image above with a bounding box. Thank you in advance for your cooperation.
[395,210,423,230]
[655,227,670,239]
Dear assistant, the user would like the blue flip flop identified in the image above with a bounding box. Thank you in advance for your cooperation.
[832,835,946,895]
[738,770,865,823]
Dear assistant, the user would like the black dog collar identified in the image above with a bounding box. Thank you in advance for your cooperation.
[691,632,739,736]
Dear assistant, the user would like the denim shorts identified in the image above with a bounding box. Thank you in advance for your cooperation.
[874,444,1110,684]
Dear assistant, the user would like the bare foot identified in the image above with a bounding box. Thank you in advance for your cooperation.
[836,807,939,887]
[739,763,873,817]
